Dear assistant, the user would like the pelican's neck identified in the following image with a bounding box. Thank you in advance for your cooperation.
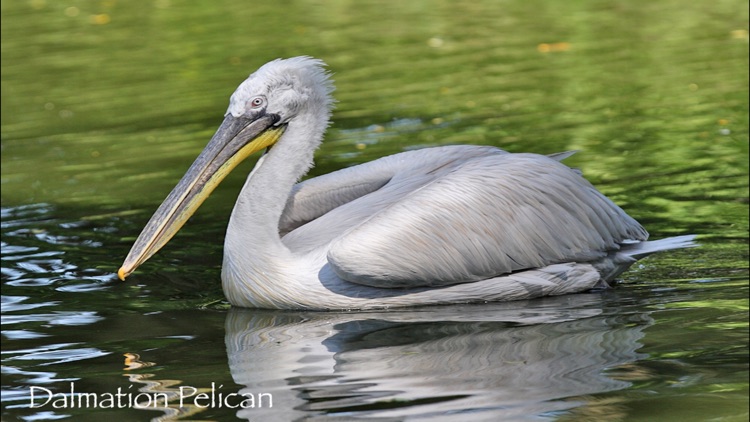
[230,117,324,251]
[222,109,328,307]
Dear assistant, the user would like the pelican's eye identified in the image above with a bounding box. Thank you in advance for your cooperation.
[249,97,265,109]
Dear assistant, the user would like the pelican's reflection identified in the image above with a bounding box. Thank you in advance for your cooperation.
[226,294,649,421]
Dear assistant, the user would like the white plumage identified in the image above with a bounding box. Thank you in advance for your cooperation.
[119,57,696,309]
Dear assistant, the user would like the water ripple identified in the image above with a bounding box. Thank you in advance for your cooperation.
[0,296,59,313]
[2,365,76,385]
[2,330,51,340]
[7,344,110,366]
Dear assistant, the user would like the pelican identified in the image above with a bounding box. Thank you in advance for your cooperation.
[118,56,695,310]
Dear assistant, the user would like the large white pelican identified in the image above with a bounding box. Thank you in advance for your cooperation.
[118,56,695,310]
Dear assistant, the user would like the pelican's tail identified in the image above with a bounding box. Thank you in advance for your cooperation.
[594,235,698,286]
[621,234,698,259]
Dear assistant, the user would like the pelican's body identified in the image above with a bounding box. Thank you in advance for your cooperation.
[119,57,695,310]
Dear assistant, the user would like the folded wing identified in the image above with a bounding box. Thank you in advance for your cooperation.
[326,152,648,288]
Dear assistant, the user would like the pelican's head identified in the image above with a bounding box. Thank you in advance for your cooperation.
[227,56,334,126]
[118,57,333,280]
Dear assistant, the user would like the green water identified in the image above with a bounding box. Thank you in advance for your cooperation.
[2,0,748,420]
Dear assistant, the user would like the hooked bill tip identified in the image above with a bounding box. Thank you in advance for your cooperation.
[117,267,128,281]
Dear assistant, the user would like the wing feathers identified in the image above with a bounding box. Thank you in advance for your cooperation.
[279,161,394,235]
[328,152,647,288]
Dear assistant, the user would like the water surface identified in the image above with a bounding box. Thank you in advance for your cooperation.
[2,0,748,420]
